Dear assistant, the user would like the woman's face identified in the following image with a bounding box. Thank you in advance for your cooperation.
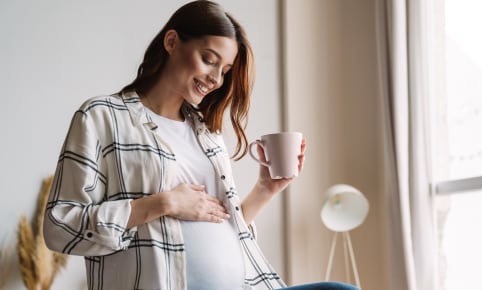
[163,31,238,106]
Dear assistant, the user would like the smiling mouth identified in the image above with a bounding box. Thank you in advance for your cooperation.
[194,79,209,94]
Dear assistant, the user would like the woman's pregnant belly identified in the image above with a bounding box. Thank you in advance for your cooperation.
[181,218,245,290]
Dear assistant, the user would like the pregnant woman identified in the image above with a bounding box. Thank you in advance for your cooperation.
[43,1,358,289]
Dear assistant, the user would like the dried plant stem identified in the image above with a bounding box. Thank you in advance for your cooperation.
[34,176,53,234]
[0,238,13,290]
[17,175,68,290]
[17,215,37,290]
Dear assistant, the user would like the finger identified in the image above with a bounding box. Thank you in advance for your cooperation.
[298,160,304,171]
[301,141,307,153]
[297,155,305,171]
[214,209,230,220]
[298,139,307,159]
[210,206,230,217]
[300,138,307,154]
[207,214,224,223]
[202,195,229,213]
[211,201,230,215]
[298,153,305,162]
[206,195,225,206]
[255,145,271,176]
[206,208,230,223]
[191,185,206,192]
[256,143,267,163]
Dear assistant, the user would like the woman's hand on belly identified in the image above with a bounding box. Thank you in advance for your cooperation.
[162,183,231,223]
[128,184,230,228]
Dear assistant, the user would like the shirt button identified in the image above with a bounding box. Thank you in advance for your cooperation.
[235,206,240,211]
[86,232,93,238]
[220,175,226,180]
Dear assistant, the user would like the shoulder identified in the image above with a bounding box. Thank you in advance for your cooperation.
[78,94,125,113]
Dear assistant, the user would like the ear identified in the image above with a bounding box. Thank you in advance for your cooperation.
[164,29,178,55]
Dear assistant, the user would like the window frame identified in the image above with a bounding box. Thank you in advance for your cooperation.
[435,176,482,195]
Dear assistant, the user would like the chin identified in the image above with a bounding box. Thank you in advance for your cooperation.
[186,94,205,108]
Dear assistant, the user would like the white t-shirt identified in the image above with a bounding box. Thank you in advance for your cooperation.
[146,108,245,290]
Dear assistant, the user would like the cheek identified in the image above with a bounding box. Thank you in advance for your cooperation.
[190,59,207,75]
[181,52,205,75]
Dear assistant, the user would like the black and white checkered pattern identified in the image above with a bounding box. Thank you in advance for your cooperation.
[44,91,286,290]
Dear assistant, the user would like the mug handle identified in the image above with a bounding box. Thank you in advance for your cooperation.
[249,140,270,167]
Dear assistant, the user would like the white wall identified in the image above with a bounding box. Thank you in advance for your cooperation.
[0,1,283,289]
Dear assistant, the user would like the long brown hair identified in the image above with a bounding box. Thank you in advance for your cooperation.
[120,0,254,160]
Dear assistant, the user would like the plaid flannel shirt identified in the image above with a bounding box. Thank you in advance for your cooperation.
[43,91,286,290]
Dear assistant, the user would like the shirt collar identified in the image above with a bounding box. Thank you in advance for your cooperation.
[120,90,150,126]
[121,90,209,134]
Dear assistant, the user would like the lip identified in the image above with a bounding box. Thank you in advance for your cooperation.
[194,79,209,96]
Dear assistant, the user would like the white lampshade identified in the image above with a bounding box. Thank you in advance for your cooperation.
[320,184,369,232]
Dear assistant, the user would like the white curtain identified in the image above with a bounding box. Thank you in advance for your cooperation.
[375,0,436,290]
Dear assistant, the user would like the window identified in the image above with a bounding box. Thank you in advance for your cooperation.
[431,0,482,289]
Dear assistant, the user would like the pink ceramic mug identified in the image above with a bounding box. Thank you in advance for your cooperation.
[248,132,303,179]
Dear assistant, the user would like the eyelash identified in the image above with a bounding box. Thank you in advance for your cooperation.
[203,56,228,76]
[203,57,215,65]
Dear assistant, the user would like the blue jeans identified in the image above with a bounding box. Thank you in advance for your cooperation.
[278,281,359,290]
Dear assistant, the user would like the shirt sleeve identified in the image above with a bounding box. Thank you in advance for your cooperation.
[43,108,137,256]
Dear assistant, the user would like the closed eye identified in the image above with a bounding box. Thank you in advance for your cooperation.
[203,56,216,65]
[202,49,233,77]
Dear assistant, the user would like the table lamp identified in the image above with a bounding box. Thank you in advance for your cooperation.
[320,184,369,289]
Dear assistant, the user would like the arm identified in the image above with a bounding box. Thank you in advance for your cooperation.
[44,109,136,256]
[241,138,306,225]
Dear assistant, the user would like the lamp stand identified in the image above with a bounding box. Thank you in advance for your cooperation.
[324,231,361,289]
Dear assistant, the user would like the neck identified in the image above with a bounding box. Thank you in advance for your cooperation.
[141,84,185,121]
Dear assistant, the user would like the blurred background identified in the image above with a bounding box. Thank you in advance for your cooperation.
[2,1,480,290]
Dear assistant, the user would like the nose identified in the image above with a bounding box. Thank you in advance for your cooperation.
[208,67,222,86]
